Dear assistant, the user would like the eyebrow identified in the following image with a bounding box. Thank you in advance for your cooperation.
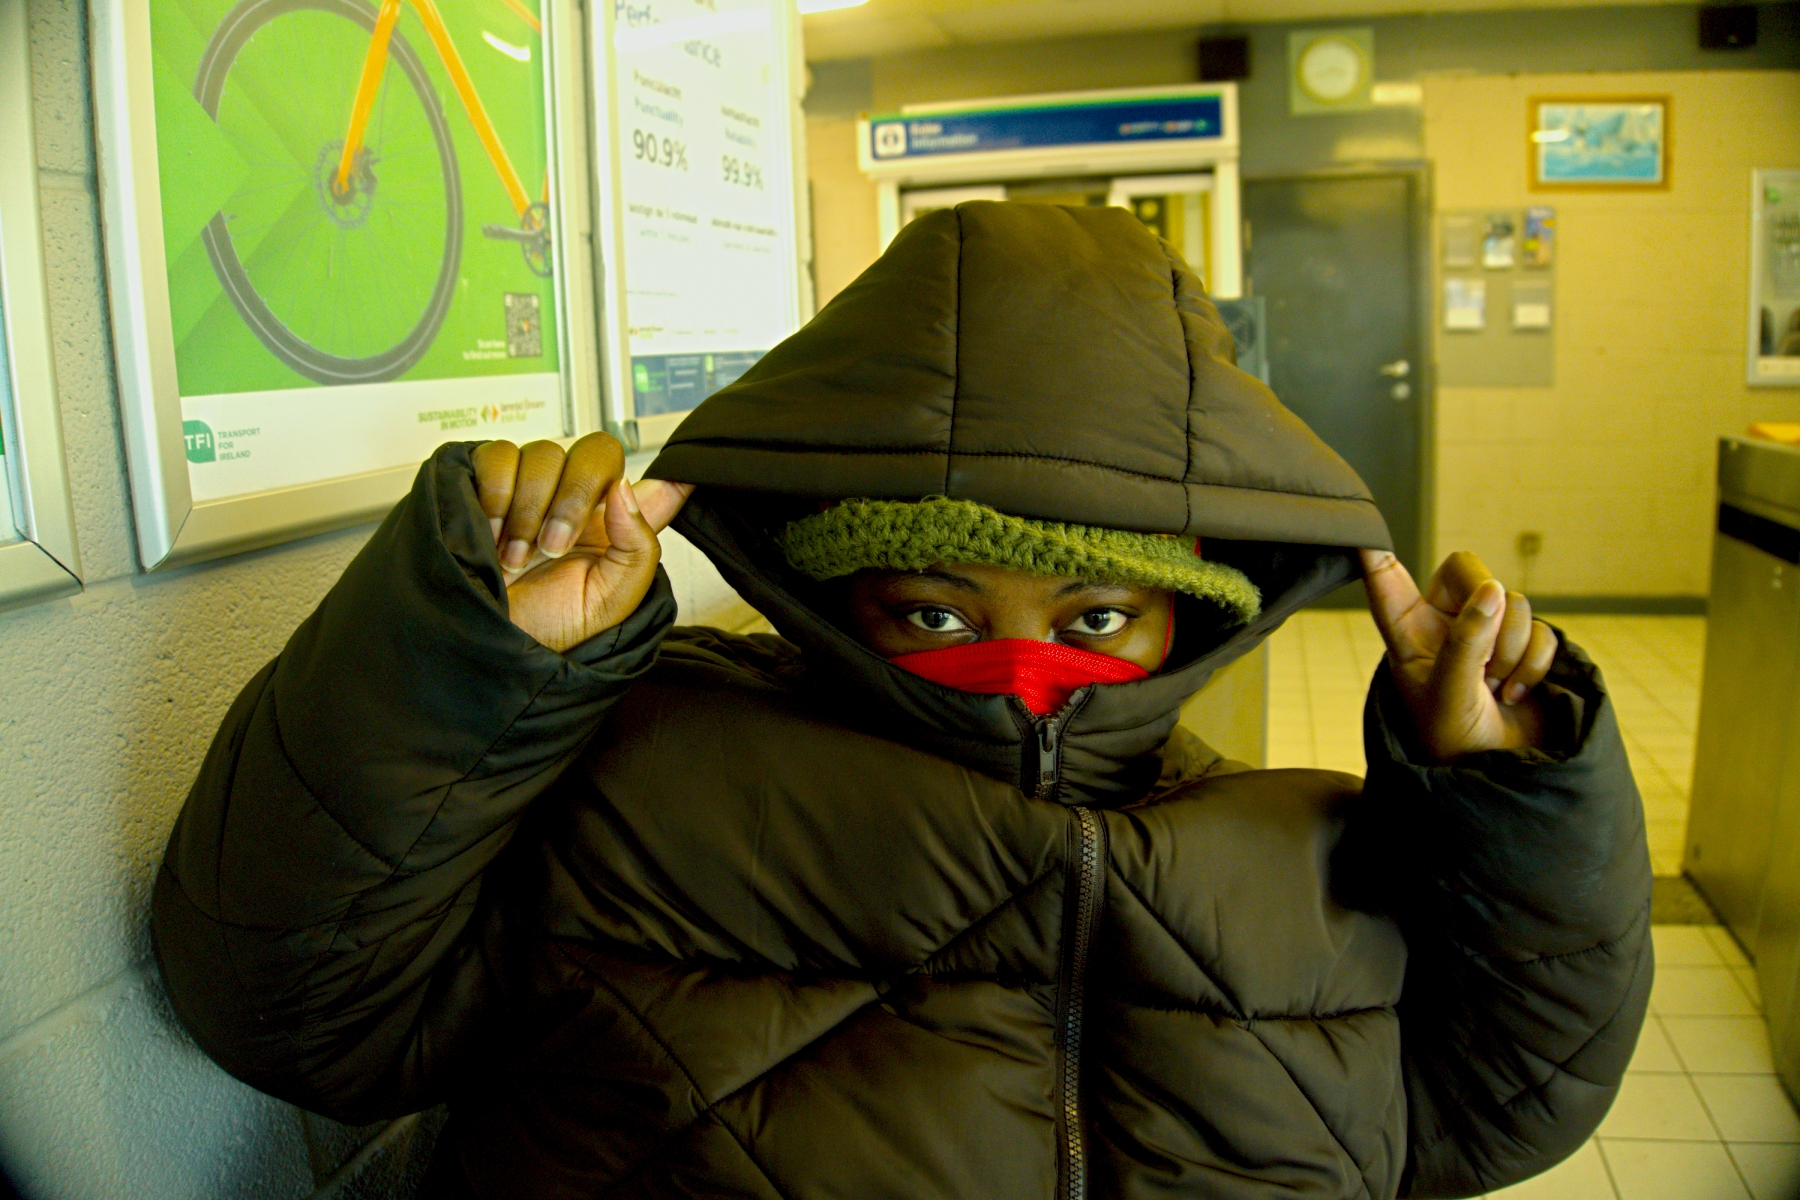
[911,568,985,593]
[1055,579,1125,598]
[900,571,1127,599]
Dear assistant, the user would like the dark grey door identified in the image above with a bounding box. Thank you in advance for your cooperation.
[1243,173,1424,601]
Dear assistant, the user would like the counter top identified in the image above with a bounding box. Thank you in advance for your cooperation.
[1721,437,1800,519]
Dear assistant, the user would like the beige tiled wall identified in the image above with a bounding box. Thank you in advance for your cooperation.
[1423,71,1800,598]
[805,117,881,307]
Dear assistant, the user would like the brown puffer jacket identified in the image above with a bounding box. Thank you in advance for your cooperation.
[152,203,1652,1199]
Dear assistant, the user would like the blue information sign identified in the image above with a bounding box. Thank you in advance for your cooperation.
[869,95,1225,162]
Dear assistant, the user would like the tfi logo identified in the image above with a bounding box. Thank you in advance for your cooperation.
[183,419,215,464]
[872,122,906,158]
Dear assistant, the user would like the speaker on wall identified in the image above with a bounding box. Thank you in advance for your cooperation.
[1699,5,1758,49]
[1199,36,1251,82]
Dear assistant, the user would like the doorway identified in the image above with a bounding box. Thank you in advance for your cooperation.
[1243,171,1429,604]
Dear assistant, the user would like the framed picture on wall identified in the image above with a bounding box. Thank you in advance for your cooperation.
[1748,169,1800,387]
[0,0,82,612]
[91,0,599,570]
[1529,96,1671,191]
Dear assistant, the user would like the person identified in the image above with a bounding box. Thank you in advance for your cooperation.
[153,202,1650,1199]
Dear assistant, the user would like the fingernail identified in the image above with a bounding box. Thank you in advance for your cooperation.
[489,517,503,542]
[539,517,575,557]
[1504,682,1528,705]
[1486,676,1502,694]
[502,538,531,569]
[619,482,641,516]
[1473,582,1502,616]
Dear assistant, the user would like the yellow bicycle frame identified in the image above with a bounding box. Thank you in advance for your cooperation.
[334,0,532,218]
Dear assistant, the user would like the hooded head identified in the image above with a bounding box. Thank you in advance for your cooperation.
[646,200,1389,804]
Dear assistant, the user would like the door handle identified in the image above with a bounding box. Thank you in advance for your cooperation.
[1378,359,1411,378]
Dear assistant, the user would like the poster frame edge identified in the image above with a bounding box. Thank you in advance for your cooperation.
[589,0,636,449]
[545,0,603,438]
[93,0,590,572]
[0,0,81,610]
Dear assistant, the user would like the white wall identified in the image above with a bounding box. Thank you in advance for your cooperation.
[0,2,737,1194]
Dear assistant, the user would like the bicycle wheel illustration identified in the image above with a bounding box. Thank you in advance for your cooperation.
[194,0,462,385]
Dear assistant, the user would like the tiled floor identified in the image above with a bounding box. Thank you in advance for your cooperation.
[1478,925,1800,1200]
[1265,612,1705,876]
[1266,613,1800,1198]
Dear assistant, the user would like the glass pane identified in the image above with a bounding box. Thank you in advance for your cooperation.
[1121,190,1211,289]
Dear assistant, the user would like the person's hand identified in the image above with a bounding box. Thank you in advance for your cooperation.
[1360,549,1558,762]
[470,434,693,652]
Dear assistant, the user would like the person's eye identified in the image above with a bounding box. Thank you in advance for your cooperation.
[1068,609,1129,637]
[905,607,971,634]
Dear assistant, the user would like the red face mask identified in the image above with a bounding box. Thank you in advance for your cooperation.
[891,639,1150,717]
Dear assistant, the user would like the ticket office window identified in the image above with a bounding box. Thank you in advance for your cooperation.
[898,173,1216,292]
[1107,174,1214,292]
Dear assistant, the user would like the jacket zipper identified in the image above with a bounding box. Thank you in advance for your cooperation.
[1060,805,1104,1200]
[1035,715,1063,802]
[1039,711,1105,1200]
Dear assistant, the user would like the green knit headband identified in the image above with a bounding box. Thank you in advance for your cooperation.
[777,497,1262,624]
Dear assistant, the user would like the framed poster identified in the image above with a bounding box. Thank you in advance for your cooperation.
[93,0,593,569]
[1529,96,1670,191]
[0,0,82,611]
[590,0,809,451]
[1749,169,1800,387]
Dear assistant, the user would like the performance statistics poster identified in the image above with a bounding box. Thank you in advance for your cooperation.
[611,0,798,419]
[149,0,566,502]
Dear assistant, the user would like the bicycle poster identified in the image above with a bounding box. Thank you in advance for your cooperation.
[592,0,807,448]
[96,0,583,568]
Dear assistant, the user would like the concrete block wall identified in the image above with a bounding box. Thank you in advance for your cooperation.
[0,0,740,1193]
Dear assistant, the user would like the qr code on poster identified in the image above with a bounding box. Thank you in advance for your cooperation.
[504,293,543,358]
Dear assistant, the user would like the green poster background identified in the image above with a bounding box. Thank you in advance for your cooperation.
[150,0,560,397]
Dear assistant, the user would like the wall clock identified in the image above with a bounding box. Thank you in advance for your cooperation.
[1288,29,1374,114]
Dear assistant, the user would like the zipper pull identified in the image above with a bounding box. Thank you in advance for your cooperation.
[1037,718,1060,800]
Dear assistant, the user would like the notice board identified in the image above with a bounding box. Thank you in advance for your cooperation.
[1437,208,1556,388]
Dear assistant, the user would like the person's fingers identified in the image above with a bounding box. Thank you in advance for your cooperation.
[567,479,695,551]
[1427,578,1506,704]
[1423,550,1495,615]
[470,440,520,542]
[1501,619,1560,705]
[499,440,566,570]
[537,433,624,558]
[587,478,663,630]
[1487,588,1534,693]
[635,480,695,533]
[1360,549,1425,661]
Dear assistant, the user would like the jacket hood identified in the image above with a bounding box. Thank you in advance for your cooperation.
[647,200,1392,805]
